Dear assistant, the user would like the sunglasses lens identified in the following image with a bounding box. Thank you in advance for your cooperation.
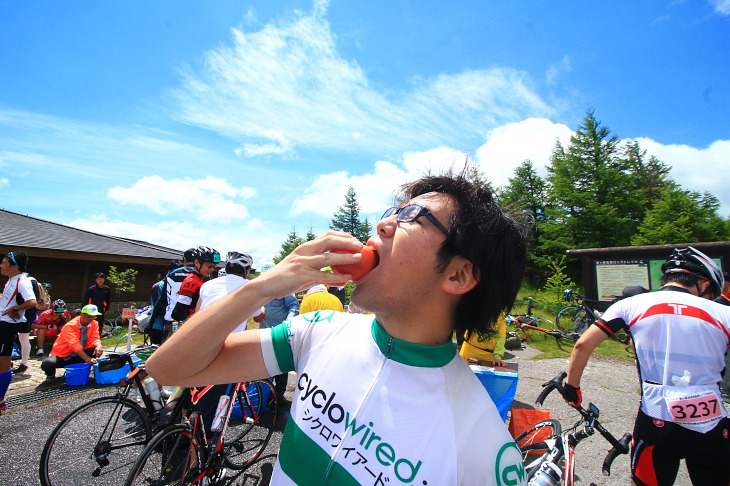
[398,205,421,222]
[381,207,397,220]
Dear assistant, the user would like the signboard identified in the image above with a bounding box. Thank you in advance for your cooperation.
[595,260,650,300]
[121,307,137,319]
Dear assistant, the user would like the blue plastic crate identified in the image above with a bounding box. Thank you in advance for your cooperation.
[474,370,519,422]
[93,356,142,385]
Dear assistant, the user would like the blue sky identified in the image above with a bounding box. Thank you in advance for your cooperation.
[2,0,729,267]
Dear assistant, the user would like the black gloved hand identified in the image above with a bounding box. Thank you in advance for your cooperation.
[563,383,582,407]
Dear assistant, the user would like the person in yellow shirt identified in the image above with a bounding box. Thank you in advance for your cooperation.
[459,312,507,367]
[299,284,344,314]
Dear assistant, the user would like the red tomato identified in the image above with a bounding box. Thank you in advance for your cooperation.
[331,244,378,281]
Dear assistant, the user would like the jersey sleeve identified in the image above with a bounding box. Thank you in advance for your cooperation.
[259,310,343,377]
[593,300,628,336]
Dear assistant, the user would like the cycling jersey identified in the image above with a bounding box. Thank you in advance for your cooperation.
[163,264,193,321]
[198,275,263,333]
[299,291,344,314]
[172,271,205,322]
[33,309,70,337]
[1,274,34,324]
[260,311,526,485]
[597,286,730,433]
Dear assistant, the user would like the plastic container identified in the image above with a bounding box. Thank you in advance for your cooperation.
[231,382,272,418]
[94,356,142,385]
[65,363,92,386]
[473,370,519,422]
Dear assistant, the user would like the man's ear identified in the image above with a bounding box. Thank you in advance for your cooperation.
[441,256,479,295]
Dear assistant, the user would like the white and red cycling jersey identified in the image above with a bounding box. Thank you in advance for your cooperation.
[597,286,730,433]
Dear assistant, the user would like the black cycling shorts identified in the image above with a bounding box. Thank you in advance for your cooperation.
[0,322,20,356]
[632,409,730,486]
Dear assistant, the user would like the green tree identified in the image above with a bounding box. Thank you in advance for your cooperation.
[500,160,547,284]
[540,110,638,279]
[107,266,138,313]
[330,187,372,242]
[621,141,672,223]
[273,227,303,264]
[632,186,729,245]
[304,226,317,242]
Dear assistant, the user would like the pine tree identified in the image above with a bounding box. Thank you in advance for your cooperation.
[273,227,303,264]
[330,187,372,242]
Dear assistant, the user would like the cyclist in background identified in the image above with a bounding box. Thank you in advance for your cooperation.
[171,246,220,323]
[148,248,196,343]
[566,247,730,486]
[31,299,70,356]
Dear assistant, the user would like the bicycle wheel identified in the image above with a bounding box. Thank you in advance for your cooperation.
[223,379,278,470]
[125,423,204,486]
[613,328,631,345]
[555,306,590,333]
[514,419,561,462]
[40,395,152,486]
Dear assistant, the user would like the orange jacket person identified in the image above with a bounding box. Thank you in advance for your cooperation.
[40,304,104,382]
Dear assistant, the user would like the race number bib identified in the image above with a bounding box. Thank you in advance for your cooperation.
[666,390,723,432]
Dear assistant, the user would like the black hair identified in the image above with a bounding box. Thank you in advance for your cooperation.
[660,272,699,289]
[399,169,528,338]
[5,251,28,272]
[166,260,182,273]
[95,272,105,278]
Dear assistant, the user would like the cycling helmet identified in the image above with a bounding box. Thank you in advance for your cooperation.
[661,246,724,297]
[226,251,253,275]
[194,246,221,264]
[563,289,573,302]
[52,299,67,313]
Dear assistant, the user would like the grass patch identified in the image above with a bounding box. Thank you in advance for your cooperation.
[509,288,635,363]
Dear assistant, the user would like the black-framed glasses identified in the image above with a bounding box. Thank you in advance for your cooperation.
[6,252,17,266]
[380,205,449,235]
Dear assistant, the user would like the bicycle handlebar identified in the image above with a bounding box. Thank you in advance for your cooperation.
[536,371,631,476]
[602,432,631,476]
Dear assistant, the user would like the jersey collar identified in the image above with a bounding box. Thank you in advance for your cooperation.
[370,318,456,368]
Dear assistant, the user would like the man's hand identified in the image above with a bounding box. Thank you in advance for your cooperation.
[564,383,582,407]
[94,346,104,358]
[255,231,366,298]
[493,358,507,368]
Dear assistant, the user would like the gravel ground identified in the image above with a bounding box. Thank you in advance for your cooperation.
[2,351,726,485]
[506,344,730,485]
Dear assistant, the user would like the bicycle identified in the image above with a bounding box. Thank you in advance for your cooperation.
[514,371,632,485]
[39,346,186,486]
[507,297,580,342]
[124,379,278,485]
[556,290,630,344]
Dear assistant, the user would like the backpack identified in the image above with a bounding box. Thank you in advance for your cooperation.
[28,276,51,311]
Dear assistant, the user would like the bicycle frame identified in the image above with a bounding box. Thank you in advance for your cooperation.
[523,371,632,484]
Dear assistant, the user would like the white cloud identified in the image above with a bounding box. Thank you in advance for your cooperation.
[289,148,472,218]
[475,118,574,188]
[546,56,573,84]
[633,137,730,216]
[173,5,556,156]
[107,175,257,223]
[709,0,730,15]
[0,177,8,188]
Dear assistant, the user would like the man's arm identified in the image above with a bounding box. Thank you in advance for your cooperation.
[284,294,300,319]
[566,325,609,388]
[145,231,362,387]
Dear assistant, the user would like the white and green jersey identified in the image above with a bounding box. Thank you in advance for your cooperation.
[260,311,526,486]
